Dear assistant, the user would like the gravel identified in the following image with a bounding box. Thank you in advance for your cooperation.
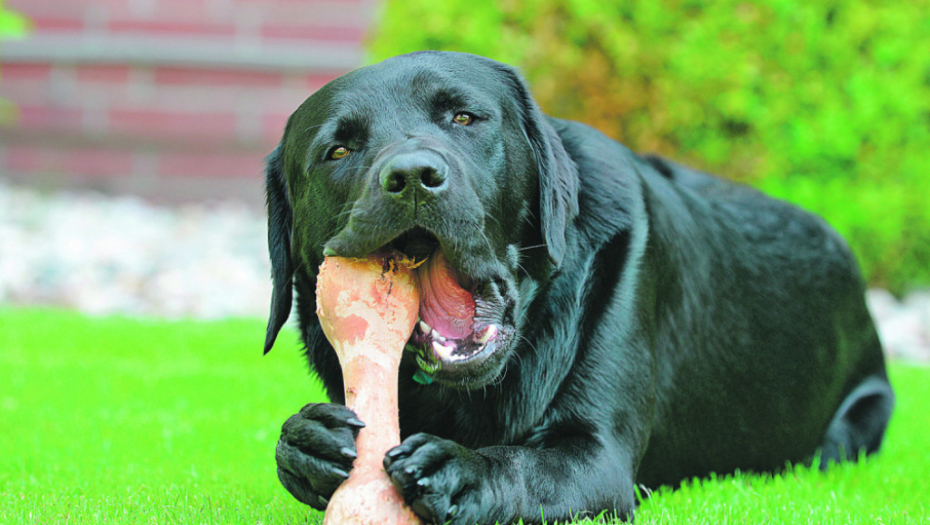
[1,179,927,362]
[0,180,271,319]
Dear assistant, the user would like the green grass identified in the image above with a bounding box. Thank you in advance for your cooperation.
[0,308,322,524]
[1,308,928,524]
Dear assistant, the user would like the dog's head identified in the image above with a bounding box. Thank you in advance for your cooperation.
[264,51,578,388]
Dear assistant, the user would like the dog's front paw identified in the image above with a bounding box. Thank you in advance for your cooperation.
[384,433,486,525]
[275,403,364,510]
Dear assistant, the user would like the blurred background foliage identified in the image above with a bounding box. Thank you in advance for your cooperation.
[0,0,29,124]
[0,1,29,39]
[370,0,930,293]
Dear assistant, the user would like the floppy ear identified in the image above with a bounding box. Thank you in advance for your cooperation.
[498,65,579,266]
[263,145,294,354]
[531,118,580,266]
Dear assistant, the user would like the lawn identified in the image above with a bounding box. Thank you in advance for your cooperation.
[0,308,927,524]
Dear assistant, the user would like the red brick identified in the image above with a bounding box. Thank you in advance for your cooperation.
[67,81,133,113]
[0,78,49,107]
[234,0,369,7]
[7,0,84,18]
[304,72,342,91]
[76,65,133,84]
[158,151,263,179]
[0,67,54,107]
[108,109,238,142]
[234,0,368,6]
[108,20,237,38]
[4,145,133,178]
[64,148,135,177]
[252,88,312,114]
[153,0,214,20]
[13,106,83,132]
[31,16,85,32]
[79,82,297,115]
[4,145,45,172]
[260,24,366,43]
[233,0,372,26]
[0,63,53,80]
[116,84,236,112]
[153,67,284,88]
[261,112,290,145]
[103,0,214,22]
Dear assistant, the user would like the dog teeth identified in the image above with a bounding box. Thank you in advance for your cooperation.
[431,340,455,360]
[430,329,447,342]
[476,324,498,345]
[419,320,431,334]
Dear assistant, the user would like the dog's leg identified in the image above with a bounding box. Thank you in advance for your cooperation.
[275,403,365,510]
[383,432,637,524]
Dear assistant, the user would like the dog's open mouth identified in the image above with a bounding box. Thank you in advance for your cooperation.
[411,251,499,359]
[388,229,507,382]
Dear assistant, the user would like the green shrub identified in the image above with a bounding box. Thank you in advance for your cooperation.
[759,176,930,292]
[0,1,29,39]
[0,1,29,124]
[369,0,930,292]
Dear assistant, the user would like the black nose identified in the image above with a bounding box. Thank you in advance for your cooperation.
[379,151,447,196]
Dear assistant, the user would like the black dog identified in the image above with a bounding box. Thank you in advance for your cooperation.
[264,51,894,524]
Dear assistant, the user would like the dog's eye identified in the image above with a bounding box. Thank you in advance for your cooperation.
[328,146,350,160]
[452,113,474,126]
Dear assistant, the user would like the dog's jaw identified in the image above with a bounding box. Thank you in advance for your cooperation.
[405,273,515,388]
[378,232,517,388]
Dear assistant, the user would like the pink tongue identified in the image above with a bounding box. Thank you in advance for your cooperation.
[417,252,475,340]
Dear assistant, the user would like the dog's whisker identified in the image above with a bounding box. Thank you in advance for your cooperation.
[515,243,548,252]
[333,208,355,220]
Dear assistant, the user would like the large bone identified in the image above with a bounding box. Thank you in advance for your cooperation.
[315,252,423,525]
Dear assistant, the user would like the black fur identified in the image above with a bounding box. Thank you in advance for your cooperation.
[264,145,293,354]
[264,51,894,524]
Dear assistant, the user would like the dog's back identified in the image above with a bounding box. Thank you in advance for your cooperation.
[634,155,893,487]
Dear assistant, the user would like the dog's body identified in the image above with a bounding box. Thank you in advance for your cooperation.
[264,51,893,524]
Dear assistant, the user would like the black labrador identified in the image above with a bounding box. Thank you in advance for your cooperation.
[263,51,894,524]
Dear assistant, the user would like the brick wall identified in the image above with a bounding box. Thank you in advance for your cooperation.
[0,0,375,207]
